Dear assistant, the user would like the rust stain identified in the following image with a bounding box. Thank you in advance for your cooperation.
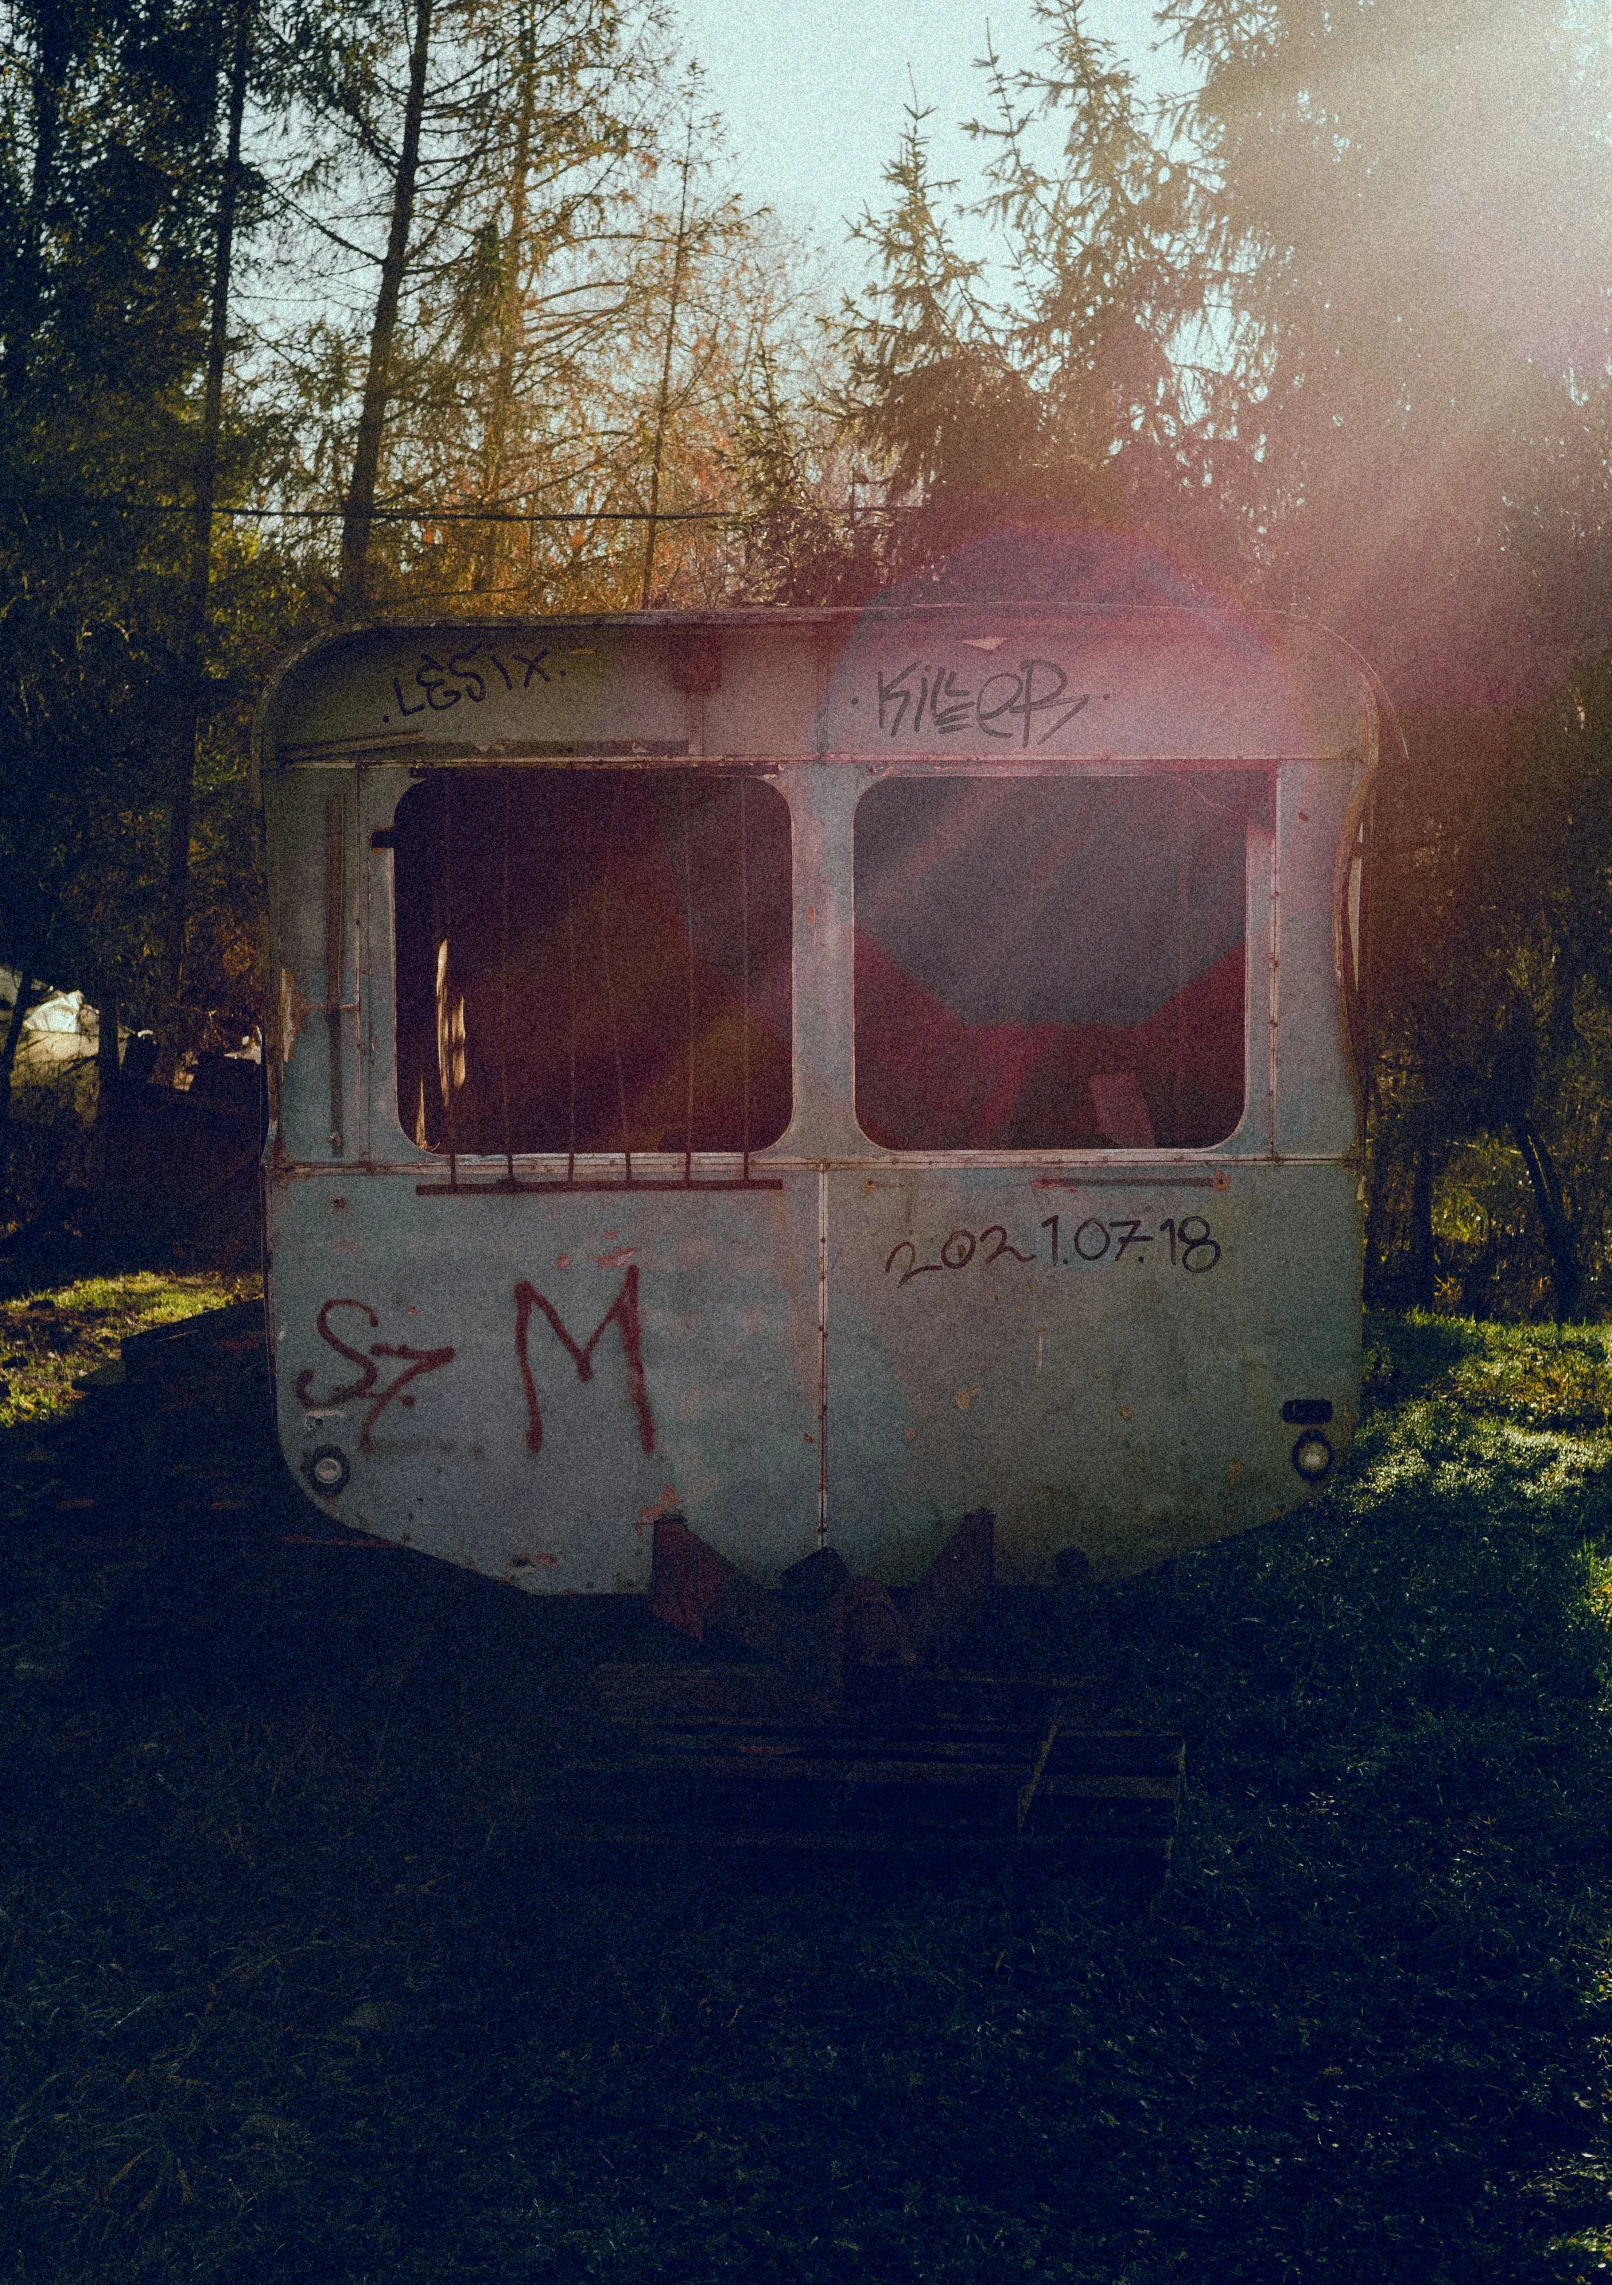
[636,1484,683,1536]
[1119,1404,1134,1420]
[277,966,311,1066]
[954,1384,982,1412]
[1226,1456,1246,1486]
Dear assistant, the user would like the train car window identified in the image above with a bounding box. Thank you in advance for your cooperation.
[854,773,1261,1151]
[393,771,791,1158]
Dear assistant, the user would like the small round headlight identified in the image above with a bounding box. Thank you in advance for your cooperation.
[306,1444,350,1496]
[1291,1431,1333,1482]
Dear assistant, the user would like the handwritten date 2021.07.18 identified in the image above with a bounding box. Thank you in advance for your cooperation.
[884,1215,1223,1288]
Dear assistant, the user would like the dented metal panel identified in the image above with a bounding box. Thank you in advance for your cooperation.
[258,603,1370,1592]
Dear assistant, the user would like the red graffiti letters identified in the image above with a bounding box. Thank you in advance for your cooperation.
[298,1279,653,1463]
[295,1299,380,1405]
[357,1339,458,1452]
[297,1298,456,1453]
[514,1266,656,1456]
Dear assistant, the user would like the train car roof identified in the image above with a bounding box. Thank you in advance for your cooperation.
[257,603,1370,773]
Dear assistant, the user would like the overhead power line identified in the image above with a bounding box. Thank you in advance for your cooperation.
[0,497,912,525]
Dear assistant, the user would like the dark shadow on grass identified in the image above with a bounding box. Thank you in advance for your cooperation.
[1,1300,708,1742]
[4,1308,1612,2284]
[0,1161,263,1303]
[1362,1305,1493,1414]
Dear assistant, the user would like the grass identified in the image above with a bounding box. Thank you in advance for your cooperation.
[0,1271,260,1434]
[4,1300,1612,2280]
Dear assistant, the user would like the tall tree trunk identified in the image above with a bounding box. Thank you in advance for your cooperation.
[94,990,120,1104]
[472,14,536,597]
[165,0,251,997]
[3,0,75,383]
[1513,1113,1582,1322]
[1362,1110,1394,1306]
[1408,1130,1437,1309]
[93,987,120,1187]
[0,966,44,1140]
[639,120,695,609]
[340,0,433,616]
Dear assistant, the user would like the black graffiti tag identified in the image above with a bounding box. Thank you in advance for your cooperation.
[386,642,554,721]
[884,1225,1036,1285]
[874,658,1091,746]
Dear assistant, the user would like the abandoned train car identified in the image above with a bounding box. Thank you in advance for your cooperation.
[258,600,1373,1593]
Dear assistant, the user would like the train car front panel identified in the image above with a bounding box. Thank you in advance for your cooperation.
[258,604,1370,1590]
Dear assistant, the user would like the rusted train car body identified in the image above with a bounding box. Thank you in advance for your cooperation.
[259,604,1370,1594]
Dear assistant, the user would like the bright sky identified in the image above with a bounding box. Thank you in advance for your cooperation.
[674,0,1181,261]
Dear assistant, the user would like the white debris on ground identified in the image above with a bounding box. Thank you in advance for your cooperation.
[0,968,104,1125]
[2,970,262,1129]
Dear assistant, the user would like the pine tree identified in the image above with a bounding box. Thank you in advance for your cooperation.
[835,2,1209,579]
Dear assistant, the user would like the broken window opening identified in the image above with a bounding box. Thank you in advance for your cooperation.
[853,772,1259,1152]
[394,769,792,1160]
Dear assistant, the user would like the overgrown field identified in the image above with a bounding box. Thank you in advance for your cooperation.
[4,1299,1612,2282]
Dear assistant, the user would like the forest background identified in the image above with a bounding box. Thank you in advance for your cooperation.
[0,0,1610,1320]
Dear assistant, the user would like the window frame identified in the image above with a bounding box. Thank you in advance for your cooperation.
[846,759,1267,1162]
[383,760,797,1177]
